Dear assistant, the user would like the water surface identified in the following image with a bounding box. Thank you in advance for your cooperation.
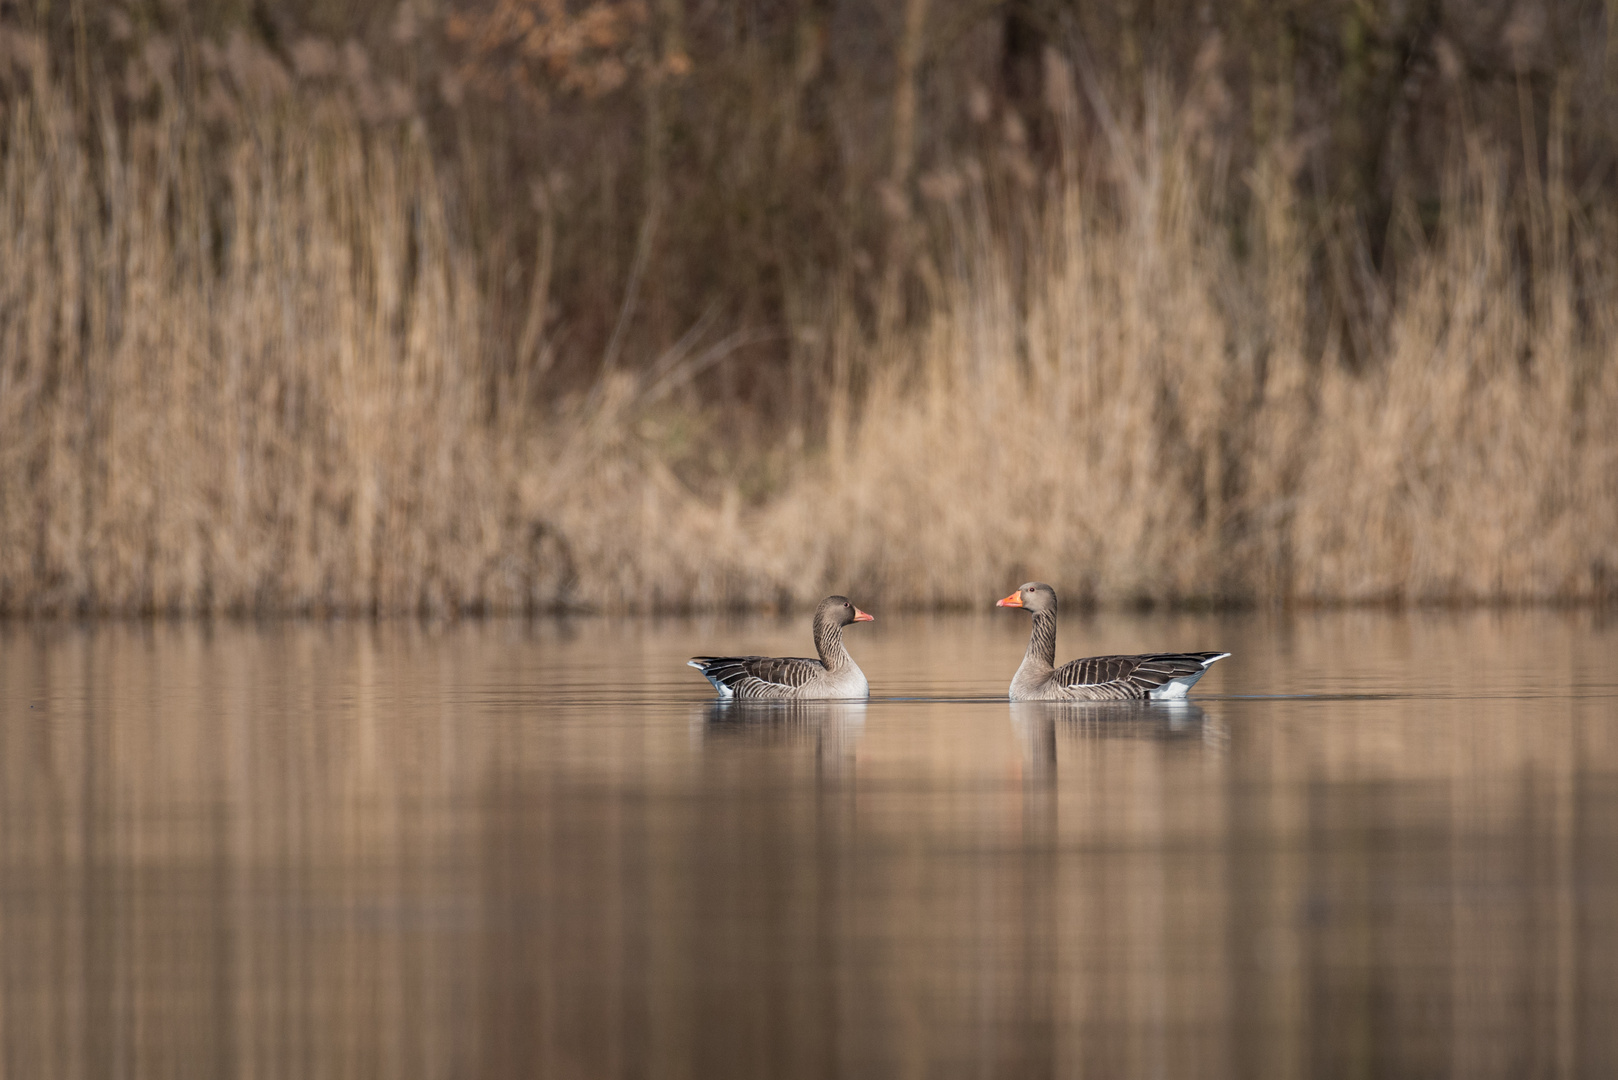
[3,609,1617,1078]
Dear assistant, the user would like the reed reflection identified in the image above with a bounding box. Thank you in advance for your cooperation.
[2,614,1617,1080]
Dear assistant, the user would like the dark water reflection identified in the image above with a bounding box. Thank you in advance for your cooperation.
[2,610,1616,1078]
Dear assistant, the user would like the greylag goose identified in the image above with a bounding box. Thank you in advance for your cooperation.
[689,596,874,700]
[997,583,1228,701]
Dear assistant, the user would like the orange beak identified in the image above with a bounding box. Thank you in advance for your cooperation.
[996,590,1024,608]
[853,606,874,622]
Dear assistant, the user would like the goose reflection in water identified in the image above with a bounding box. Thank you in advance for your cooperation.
[1011,700,1221,783]
[692,700,867,779]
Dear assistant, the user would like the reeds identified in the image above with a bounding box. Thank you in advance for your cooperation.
[1,58,1614,614]
[778,109,1618,608]
[0,59,522,614]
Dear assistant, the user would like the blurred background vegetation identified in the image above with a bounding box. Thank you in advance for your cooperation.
[1,0,1615,613]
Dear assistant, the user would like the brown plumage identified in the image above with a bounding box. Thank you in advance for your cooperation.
[996,582,1228,701]
[688,596,873,700]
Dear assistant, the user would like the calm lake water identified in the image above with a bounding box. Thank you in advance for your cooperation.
[3,609,1617,1079]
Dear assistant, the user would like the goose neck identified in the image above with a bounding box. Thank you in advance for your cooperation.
[1024,608,1057,670]
[814,618,851,671]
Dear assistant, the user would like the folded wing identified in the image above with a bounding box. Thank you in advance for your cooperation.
[687,655,826,699]
[1052,651,1230,701]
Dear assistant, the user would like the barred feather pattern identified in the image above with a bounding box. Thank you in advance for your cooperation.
[1050,651,1231,700]
[686,654,826,699]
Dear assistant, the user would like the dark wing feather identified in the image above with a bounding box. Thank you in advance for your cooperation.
[1052,652,1227,699]
[689,655,826,698]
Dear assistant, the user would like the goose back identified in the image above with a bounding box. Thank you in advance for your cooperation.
[1045,651,1230,701]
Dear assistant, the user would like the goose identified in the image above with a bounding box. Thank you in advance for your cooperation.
[996,582,1228,701]
[689,596,874,700]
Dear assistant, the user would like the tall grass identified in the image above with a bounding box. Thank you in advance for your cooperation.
[778,111,1618,608]
[1,60,1614,614]
[0,65,542,614]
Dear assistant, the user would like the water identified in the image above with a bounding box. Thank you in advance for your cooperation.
[2,608,1617,1079]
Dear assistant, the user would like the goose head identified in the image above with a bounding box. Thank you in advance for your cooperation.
[817,595,875,627]
[996,582,1057,614]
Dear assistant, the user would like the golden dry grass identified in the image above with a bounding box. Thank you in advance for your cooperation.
[1,68,1614,614]
[775,121,1618,608]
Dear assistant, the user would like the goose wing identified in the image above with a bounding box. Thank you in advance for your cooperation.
[688,655,827,699]
[1052,652,1229,700]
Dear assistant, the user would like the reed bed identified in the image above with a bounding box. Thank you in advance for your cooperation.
[0,64,1614,614]
[777,120,1618,608]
